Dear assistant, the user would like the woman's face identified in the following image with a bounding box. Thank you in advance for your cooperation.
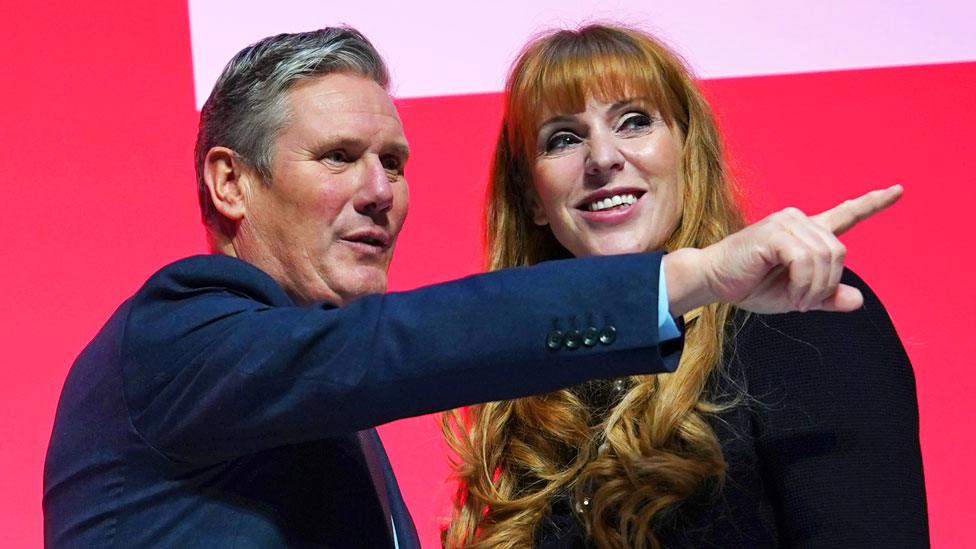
[529,96,683,257]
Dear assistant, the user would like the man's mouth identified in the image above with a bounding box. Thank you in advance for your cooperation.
[341,230,391,252]
[578,190,644,213]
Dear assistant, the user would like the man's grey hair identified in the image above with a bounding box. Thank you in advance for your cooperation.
[194,26,390,228]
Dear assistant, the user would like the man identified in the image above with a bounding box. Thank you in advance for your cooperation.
[43,27,899,548]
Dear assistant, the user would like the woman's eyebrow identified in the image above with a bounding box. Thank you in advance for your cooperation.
[608,97,645,112]
[538,114,578,129]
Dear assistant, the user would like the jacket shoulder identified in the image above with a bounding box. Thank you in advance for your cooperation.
[137,254,294,308]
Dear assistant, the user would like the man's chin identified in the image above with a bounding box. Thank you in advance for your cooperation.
[300,260,391,305]
[333,268,389,302]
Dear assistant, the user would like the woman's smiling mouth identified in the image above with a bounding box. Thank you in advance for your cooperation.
[576,189,646,221]
[585,192,639,212]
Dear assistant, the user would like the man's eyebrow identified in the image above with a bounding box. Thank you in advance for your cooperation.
[314,136,367,152]
[385,142,410,160]
[313,137,410,158]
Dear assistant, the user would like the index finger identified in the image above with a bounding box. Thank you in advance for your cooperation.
[812,184,903,236]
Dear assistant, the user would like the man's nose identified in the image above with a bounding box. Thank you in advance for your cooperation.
[585,130,624,177]
[355,156,395,215]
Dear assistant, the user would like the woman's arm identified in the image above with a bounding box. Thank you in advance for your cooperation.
[739,269,928,547]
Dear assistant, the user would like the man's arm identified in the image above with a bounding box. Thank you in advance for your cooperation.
[664,185,903,316]
[123,253,675,465]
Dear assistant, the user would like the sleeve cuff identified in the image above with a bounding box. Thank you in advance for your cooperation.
[658,260,681,341]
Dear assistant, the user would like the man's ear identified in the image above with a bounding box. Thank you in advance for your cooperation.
[203,147,254,222]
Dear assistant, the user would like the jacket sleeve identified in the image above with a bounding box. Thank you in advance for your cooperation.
[740,269,929,547]
[122,253,679,464]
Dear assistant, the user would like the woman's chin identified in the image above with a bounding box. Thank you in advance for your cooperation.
[576,239,653,257]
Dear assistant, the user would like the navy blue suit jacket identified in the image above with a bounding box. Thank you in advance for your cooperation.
[44,253,678,547]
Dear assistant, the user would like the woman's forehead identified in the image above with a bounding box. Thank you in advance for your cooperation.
[532,84,662,124]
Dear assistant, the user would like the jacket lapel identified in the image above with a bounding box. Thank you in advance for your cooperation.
[356,429,420,548]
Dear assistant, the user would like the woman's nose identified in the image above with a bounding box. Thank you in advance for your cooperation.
[585,131,624,176]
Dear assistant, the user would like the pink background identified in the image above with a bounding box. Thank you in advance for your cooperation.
[3,1,974,546]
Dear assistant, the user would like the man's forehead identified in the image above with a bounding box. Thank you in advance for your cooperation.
[284,73,408,148]
[288,73,398,117]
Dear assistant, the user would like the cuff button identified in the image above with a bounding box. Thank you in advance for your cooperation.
[582,327,599,347]
[564,329,582,350]
[546,330,564,350]
[599,325,617,345]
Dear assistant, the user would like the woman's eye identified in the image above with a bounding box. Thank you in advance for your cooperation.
[617,112,653,133]
[544,132,582,153]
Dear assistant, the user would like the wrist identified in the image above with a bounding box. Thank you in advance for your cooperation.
[663,248,715,317]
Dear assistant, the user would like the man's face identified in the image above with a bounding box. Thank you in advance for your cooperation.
[236,73,409,305]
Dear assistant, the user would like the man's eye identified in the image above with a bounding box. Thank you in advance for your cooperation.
[381,155,403,172]
[617,112,653,133]
[322,150,349,164]
[544,132,582,154]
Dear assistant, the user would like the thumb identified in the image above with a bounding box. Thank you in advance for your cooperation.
[817,284,864,312]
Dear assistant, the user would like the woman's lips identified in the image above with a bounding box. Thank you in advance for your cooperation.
[577,191,646,224]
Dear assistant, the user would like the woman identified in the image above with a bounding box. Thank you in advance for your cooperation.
[443,24,927,548]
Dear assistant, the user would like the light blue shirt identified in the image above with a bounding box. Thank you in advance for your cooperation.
[658,261,681,341]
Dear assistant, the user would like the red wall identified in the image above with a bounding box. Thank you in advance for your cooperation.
[2,2,973,546]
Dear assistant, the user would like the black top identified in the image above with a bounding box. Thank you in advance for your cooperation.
[537,269,928,548]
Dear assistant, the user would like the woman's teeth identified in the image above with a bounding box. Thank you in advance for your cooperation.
[587,193,637,212]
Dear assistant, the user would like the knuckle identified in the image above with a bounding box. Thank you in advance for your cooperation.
[782,206,805,218]
[795,247,812,263]
[769,211,787,225]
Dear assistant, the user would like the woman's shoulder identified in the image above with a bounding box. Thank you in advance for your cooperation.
[721,267,918,432]
[716,273,928,547]
[730,268,903,360]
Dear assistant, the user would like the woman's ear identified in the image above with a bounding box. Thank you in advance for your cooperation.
[526,187,549,226]
[203,147,253,222]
